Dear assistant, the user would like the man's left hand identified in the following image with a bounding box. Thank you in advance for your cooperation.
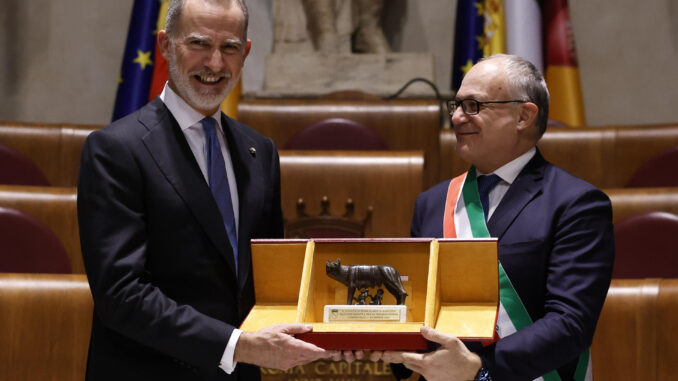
[377,326,482,381]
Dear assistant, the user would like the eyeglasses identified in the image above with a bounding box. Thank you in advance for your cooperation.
[447,99,527,116]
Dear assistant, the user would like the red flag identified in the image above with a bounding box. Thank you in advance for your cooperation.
[544,0,586,126]
[148,0,170,101]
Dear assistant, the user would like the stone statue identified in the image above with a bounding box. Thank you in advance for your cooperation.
[326,258,408,305]
[264,0,434,97]
[302,0,391,53]
[272,0,390,54]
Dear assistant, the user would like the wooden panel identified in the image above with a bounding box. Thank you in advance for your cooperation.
[250,241,309,304]
[61,126,95,186]
[538,127,615,188]
[592,279,650,380]
[240,99,442,188]
[0,185,82,273]
[0,121,98,187]
[279,150,424,238]
[0,273,92,381]
[606,187,678,223]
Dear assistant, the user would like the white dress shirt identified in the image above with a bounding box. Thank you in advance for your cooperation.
[476,147,536,220]
[159,83,242,374]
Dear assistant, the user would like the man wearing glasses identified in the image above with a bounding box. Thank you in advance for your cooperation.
[376,55,614,380]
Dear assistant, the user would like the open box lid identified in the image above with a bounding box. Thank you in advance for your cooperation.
[240,238,498,350]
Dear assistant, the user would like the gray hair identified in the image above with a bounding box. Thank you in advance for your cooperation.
[482,54,550,138]
[165,0,249,42]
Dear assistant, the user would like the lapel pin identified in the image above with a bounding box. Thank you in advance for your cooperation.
[249,147,256,157]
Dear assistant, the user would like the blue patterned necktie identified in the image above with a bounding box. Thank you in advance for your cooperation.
[202,117,238,274]
[477,174,502,222]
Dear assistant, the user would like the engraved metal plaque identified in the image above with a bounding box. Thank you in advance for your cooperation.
[323,305,407,323]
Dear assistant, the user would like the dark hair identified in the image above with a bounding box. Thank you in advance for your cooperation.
[482,54,550,138]
[165,0,249,42]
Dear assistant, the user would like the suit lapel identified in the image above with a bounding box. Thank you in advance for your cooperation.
[221,114,263,290]
[139,99,238,277]
[487,151,547,239]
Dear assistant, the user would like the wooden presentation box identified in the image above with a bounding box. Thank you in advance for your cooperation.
[240,238,498,350]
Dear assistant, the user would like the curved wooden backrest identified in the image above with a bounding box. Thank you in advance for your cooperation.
[0,143,50,186]
[439,124,678,188]
[0,273,92,381]
[239,99,441,187]
[285,118,389,150]
[592,278,678,381]
[279,150,424,238]
[626,145,678,187]
[0,121,99,187]
[0,185,82,273]
[0,207,71,273]
[613,212,678,278]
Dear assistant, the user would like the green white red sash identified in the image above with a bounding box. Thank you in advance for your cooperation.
[443,166,592,381]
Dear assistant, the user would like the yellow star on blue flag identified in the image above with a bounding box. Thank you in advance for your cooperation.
[461,60,475,76]
[112,1,161,121]
[133,50,153,70]
[452,0,485,91]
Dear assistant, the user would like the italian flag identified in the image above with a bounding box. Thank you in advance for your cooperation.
[543,0,586,126]
[147,0,170,102]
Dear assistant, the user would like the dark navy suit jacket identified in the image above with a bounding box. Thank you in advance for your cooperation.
[77,98,283,381]
[410,150,614,380]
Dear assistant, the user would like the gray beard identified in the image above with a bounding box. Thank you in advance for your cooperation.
[168,47,237,112]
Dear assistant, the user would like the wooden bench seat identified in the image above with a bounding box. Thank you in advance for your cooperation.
[3,119,677,191]
[0,151,424,275]
[1,169,675,275]
[1,273,674,381]
[239,99,442,188]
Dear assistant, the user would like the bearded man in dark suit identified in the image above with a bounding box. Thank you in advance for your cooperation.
[77,1,337,380]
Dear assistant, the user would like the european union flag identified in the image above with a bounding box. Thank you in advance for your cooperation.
[112,0,161,121]
[451,0,485,92]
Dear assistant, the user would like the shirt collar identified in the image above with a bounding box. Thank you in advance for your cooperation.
[159,82,222,131]
[477,147,536,185]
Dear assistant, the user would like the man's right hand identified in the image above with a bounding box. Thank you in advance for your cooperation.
[234,323,340,370]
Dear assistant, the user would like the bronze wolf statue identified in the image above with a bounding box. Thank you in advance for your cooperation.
[325,259,408,305]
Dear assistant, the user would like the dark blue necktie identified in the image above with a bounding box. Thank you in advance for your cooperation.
[477,174,502,222]
[202,117,238,273]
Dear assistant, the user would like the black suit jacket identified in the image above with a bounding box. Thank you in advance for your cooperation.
[410,151,614,380]
[77,98,283,381]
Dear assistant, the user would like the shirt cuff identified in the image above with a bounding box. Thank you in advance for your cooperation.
[218,328,242,374]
